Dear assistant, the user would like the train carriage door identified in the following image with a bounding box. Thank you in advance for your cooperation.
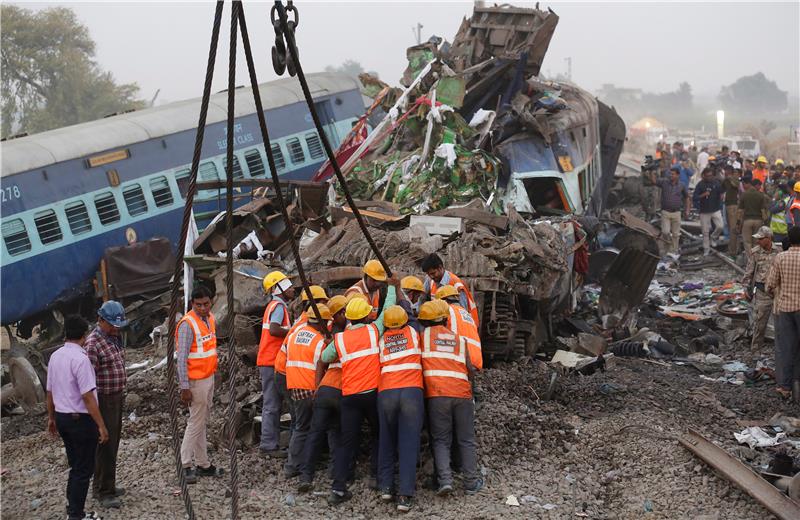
[313,100,340,149]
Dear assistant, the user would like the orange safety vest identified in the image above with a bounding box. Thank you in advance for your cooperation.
[319,361,343,390]
[276,312,308,375]
[175,310,218,381]
[345,280,381,321]
[285,324,326,391]
[752,168,768,188]
[431,273,480,326]
[257,298,290,367]
[446,304,483,370]
[334,324,380,396]
[421,325,471,399]
[787,196,800,226]
[378,326,422,392]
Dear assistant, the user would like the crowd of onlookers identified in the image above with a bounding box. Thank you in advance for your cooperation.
[640,140,800,400]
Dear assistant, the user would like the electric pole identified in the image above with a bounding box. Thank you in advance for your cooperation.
[413,23,423,45]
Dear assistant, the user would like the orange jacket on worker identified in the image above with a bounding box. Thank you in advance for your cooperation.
[446,303,483,370]
[379,325,422,392]
[257,298,290,367]
[345,280,381,321]
[319,361,343,390]
[420,325,472,399]
[275,312,308,374]
[430,273,480,326]
[285,324,327,391]
[334,324,381,396]
[752,168,768,188]
[175,310,218,381]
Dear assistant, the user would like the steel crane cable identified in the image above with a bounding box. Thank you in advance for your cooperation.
[272,0,394,278]
[163,2,224,519]
[237,2,328,328]
[223,2,242,519]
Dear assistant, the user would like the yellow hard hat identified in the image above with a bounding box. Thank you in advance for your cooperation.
[362,259,388,282]
[434,285,459,300]
[794,181,800,193]
[327,295,348,315]
[401,276,424,292]
[301,285,328,302]
[383,305,408,328]
[418,300,447,321]
[307,303,331,322]
[433,299,451,317]
[775,159,784,166]
[263,271,287,293]
[757,155,768,164]
[346,292,369,303]
[345,298,373,321]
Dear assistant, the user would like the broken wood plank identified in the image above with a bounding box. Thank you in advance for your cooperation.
[430,207,509,230]
[680,429,800,520]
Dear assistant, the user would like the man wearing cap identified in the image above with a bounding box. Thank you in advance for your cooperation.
[785,182,800,228]
[722,164,741,254]
[657,166,691,257]
[693,168,725,256]
[753,156,770,188]
[83,301,128,508]
[742,227,779,350]
[257,271,296,458]
[345,260,388,322]
[399,276,425,333]
[738,178,770,259]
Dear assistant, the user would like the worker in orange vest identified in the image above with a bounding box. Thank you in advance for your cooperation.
[297,295,348,493]
[285,303,330,480]
[344,259,388,321]
[421,253,480,327]
[375,305,423,512]
[753,156,770,189]
[320,275,400,505]
[418,300,484,496]
[399,276,425,332]
[435,285,483,368]
[175,285,224,483]
[257,271,295,458]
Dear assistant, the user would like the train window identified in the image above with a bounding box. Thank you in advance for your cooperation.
[34,209,63,245]
[123,184,148,216]
[244,150,266,177]
[2,218,32,255]
[305,132,324,159]
[175,170,190,198]
[270,143,286,171]
[94,192,121,225]
[198,162,219,198]
[223,156,244,179]
[150,176,174,207]
[286,137,305,164]
[65,201,92,235]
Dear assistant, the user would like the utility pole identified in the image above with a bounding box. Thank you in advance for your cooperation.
[564,57,572,81]
[412,23,423,45]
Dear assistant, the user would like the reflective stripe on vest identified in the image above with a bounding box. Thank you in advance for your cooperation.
[175,311,217,380]
[423,369,469,381]
[421,325,471,398]
[378,326,422,391]
[257,299,290,367]
[286,325,326,390]
[334,324,380,395]
[432,273,480,326]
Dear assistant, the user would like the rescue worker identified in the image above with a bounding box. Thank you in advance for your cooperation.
[345,260,388,321]
[321,276,400,505]
[418,300,483,496]
[435,285,482,366]
[376,305,423,512]
[770,184,792,242]
[257,271,295,458]
[753,156,770,188]
[297,295,349,493]
[421,253,480,326]
[737,178,769,259]
[775,158,785,176]
[722,163,741,255]
[176,285,224,483]
[400,275,425,314]
[285,303,331,480]
[742,227,779,350]
[786,182,800,228]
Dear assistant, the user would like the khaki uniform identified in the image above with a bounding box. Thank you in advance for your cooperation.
[743,245,778,349]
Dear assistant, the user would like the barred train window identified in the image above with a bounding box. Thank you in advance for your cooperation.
[286,137,305,164]
[65,201,92,235]
[123,184,148,216]
[34,209,63,244]
[223,156,244,179]
[150,176,174,207]
[94,192,120,225]
[2,218,31,255]
[270,144,286,171]
[305,132,324,160]
[245,150,266,177]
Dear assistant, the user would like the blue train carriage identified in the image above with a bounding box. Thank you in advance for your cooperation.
[1,72,364,336]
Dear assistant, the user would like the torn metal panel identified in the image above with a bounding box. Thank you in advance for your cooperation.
[680,429,800,520]
[598,247,659,319]
[448,4,559,78]
[193,198,280,254]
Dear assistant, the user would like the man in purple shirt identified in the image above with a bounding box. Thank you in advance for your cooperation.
[47,315,108,520]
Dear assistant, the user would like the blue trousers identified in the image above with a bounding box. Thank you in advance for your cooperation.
[377,387,424,496]
[259,367,283,451]
[332,391,378,492]
[300,385,341,483]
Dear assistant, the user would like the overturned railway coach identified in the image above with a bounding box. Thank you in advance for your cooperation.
[0,73,364,332]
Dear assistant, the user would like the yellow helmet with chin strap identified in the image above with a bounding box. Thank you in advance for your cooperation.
[263,271,288,293]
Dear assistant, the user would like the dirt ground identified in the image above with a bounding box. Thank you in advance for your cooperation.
[2,259,798,520]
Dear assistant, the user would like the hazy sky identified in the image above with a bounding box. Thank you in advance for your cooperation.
[13,1,800,105]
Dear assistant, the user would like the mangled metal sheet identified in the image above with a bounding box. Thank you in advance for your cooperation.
[598,247,660,321]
